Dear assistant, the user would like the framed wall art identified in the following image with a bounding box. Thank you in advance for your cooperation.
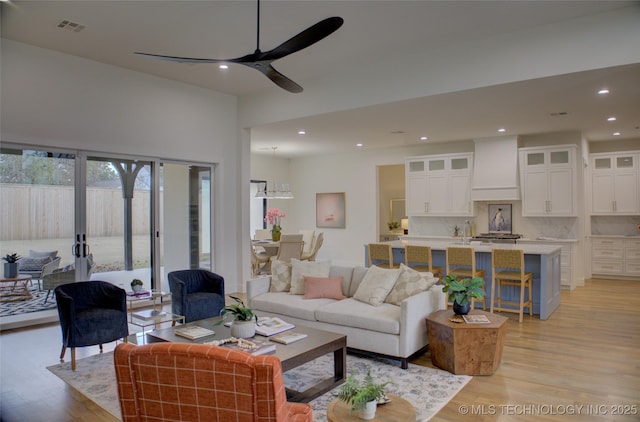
[488,204,512,233]
[316,192,346,228]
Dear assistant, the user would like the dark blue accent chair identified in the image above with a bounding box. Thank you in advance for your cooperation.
[168,269,225,323]
[54,281,129,370]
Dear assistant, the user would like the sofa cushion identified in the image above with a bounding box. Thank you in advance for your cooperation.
[385,264,438,305]
[251,292,334,321]
[303,276,345,300]
[316,298,401,334]
[29,249,58,259]
[353,266,400,306]
[348,266,369,297]
[269,260,291,292]
[289,259,331,295]
[18,256,53,272]
[328,266,354,297]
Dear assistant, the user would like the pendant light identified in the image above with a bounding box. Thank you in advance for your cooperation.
[255,147,294,199]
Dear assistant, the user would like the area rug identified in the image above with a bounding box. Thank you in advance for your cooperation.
[0,284,57,316]
[48,351,471,421]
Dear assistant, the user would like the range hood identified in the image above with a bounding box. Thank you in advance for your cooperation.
[471,136,520,201]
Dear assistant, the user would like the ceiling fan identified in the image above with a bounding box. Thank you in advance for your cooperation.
[134,0,343,93]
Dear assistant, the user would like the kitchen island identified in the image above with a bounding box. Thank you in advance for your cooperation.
[365,239,562,320]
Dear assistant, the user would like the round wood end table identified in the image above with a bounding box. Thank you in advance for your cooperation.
[327,394,416,422]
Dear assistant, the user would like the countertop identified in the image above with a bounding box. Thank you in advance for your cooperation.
[590,235,640,238]
[383,239,562,255]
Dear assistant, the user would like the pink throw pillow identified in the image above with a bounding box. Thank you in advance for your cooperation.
[303,276,345,300]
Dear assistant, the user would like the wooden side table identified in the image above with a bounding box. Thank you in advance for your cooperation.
[426,309,507,375]
[327,394,416,422]
[0,274,33,302]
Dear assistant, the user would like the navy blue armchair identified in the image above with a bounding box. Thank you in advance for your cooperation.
[54,281,129,370]
[168,269,225,323]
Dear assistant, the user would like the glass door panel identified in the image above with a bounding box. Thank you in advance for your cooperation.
[85,156,153,290]
[0,147,75,282]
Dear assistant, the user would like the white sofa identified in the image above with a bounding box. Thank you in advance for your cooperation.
[246,264,447,369]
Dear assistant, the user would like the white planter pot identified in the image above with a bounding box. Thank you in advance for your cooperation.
[230,320,256,339]
[358,400,377,420]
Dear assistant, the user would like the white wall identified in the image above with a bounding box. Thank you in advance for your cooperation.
[1,40,246,291]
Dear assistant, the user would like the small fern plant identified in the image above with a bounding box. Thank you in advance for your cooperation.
[337,368,389,412]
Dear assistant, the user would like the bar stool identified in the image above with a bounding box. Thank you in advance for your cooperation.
[491,248,533,323]
[445,246,486,310]
[367,243,398,268]
[404,244,443,278]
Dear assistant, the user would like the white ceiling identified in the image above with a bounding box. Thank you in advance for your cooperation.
[2,1,639,157]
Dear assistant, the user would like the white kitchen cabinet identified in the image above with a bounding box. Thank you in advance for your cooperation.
[590,152,639,215]
[519,145,577,217]
[405,153,473,216]
[591,236,640,278]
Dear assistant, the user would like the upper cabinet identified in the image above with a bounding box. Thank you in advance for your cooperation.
[590,152,639,215]
[406,153,473,217]
[519,145,577,217]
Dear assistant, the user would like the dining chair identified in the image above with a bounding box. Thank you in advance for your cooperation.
[273,235,304,263]
[491,248,533,322]
[367,243,398,269]
[404,244,443,278]
[301,232,324,261]
[298,229,316,256]
[254,229,271,240]
[445,246,486,310]
[250,239,271,276]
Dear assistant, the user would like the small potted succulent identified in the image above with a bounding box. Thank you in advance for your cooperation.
[442,274,486,315]
[3,253,21,278]
[130,278,144,293]
[215,295,258,338]
[337,368,389,420]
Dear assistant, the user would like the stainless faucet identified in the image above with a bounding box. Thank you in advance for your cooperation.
[462,220,471,245]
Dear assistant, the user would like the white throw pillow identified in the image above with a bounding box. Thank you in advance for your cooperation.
[385,263,438,305]
[269,260,292,292]
[289,258,331,295]
[353,265,400,306]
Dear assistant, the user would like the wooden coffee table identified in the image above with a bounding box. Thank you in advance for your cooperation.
[327,394,416,422]
[426,309,508,375]
[0,274,33,302]
[146,316,347,402]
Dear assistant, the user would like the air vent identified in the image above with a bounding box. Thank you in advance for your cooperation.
[57,20,86,33]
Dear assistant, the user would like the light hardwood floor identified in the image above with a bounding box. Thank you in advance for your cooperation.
[1,278,638,421]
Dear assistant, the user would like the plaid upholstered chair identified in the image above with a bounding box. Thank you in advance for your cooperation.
[114,342,313,422]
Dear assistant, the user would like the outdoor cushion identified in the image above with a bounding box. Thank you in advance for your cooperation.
[18,256,53,271]
[28,250,58,259]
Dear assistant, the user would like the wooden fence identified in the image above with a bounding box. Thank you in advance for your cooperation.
[0,184,152,241]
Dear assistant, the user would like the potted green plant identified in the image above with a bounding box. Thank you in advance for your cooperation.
[3,253,21,278]
[441,274,485,315]
[337,368,389,420]
[215,295,258,338]
[130,278,144,293]
[387,221,401,232]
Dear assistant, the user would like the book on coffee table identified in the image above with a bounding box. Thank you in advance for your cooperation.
[270,331,308,344]
[255,317,295,336]
[218,338,276,355]
[174,325,216,340]
[462,314,491,324]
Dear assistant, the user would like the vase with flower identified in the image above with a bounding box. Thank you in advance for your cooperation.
[265,208,286,241]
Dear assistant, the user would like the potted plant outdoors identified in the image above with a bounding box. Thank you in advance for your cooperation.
[337,368,390,420]
[442,274,486,315]
[3,253,21,278]
[130,278,144,293]
[215,295,258,338]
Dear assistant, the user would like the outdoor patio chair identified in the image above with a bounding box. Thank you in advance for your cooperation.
[42,254,95,303]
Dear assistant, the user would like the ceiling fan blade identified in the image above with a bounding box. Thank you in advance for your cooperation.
[260,16,344,62]
[258,64,303,93]
[134,51,227,64]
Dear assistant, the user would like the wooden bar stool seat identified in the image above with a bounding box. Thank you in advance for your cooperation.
[445,246,486,310]
[491,248,533,323]
[368,243,398,268]
[404,244,443,278]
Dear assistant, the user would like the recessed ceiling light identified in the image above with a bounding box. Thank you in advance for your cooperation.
[297,130,306,135]
[218,64,229,69]
[613,132,621,136]
[420,136,428,141]
[598,88,610,95]
[498,128,506,133]
[356,143,364,147]
[607,117,616,122]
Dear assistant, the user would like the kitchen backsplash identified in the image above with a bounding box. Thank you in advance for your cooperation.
[591,216,640,236]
